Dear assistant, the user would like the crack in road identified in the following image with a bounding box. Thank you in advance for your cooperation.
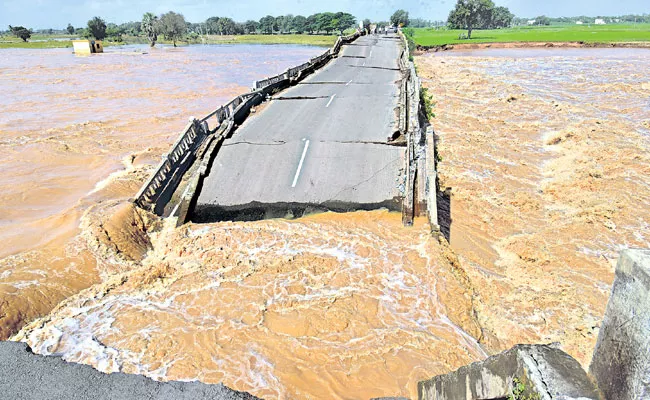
[223,140,287,147]
[273,96,331,100]
[324,157,402,203]
[341,55,367,59]
[318,140,405,147]
[355,65,401,71]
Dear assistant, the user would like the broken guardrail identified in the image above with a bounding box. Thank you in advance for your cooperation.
[398,29,439,232]
[134,30,364,217]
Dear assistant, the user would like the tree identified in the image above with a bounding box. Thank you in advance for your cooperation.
[447,0,494,39]
[87,16,107,40]
[8,25,32,42]
[259,15,275,34]
[106,23,123,42]
[142,12,159,47]
[305,14,318,33]
[362,19,371,32]
[291,15,307,33]
[205,17,220,34]
[390,9,409,27]
[244,20,259,34]
[316,12,335,34]
[535,15,551,26]
[491,6,513,28]
[332,12,356,34]
[216,17,236,35]
[159,11,187,46]
[66,23,74,35]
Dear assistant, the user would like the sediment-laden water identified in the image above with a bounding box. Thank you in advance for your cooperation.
[416,48,650,366]
[0,44,325,338]
[4,45,650,399]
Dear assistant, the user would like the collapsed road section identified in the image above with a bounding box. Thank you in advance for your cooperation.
[192,34,408,223]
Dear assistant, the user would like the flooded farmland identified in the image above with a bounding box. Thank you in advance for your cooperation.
[2,44,650,399]
[0,44,325,338]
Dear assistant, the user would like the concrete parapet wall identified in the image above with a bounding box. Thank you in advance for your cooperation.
[0,341,259,400]
[589,249,650,400]
[398,29,437,230]
[418,344,601,400]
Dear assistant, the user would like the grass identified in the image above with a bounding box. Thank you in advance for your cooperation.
[0,33,340,49]
[182,34,338,46]
[410,24,650,47]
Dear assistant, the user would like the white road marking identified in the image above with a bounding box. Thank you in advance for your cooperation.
[325,94,336,108]
[291,139,310,188]
[346,79,352,86]
[369,50,373,58]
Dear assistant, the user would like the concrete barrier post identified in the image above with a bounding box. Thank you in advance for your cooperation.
[589,249,650,400]
[418,345,600,400]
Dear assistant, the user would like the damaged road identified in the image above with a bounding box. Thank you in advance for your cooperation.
[192,33,404,222]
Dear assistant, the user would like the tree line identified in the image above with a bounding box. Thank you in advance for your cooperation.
[19,11,361,46]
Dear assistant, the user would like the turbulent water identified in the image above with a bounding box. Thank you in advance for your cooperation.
[4,45,650,399]
[417,48,650,365]
[0,44,325,338]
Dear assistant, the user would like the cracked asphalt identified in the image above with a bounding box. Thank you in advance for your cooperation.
[194,33,405,221]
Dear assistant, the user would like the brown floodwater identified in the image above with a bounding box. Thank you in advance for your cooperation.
[417,47,650,365]
[15,208,485,399]
[0,44,325,338]
[6,45,650,399]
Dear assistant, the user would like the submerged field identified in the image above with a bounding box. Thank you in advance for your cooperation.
[410,24,650,47]
[0,33,338,49]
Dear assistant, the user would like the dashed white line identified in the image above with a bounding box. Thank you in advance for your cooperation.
[346,79,352,86]
[325,94,336,108]
[291,139,310,188]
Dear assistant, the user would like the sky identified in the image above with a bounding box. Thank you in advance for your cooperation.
[2,0,648,29]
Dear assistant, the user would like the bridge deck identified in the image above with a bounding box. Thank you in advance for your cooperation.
[193,34,405,221]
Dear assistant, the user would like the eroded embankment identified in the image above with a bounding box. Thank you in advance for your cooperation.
[13,203,485,400]
[416,48,650,366]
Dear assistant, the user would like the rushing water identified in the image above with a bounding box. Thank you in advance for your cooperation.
[0,44,325,338]
[417,47,650,365]
[5,45,650,399]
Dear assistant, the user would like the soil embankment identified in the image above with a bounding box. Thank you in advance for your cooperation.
[416,48,650,366]
[418,41,650,52]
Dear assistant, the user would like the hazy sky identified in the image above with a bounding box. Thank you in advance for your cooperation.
[2,0,648,29]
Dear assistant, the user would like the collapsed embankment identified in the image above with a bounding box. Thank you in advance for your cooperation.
[13,203,485,399]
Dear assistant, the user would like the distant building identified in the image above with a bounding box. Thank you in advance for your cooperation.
[576,21,584,25]
[72,40,103,55]
[595,19,606,25]
[527,20,536,25]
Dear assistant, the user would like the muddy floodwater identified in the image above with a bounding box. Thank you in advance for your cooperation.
[3,45,650,400]
[417,48,650,365]
[0,44,325,338]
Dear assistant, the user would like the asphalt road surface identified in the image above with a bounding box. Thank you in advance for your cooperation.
[0,341,259,400]
[193,34,405,221]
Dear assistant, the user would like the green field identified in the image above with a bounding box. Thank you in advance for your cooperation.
[409,24,650,47]
[0,33,339,49]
